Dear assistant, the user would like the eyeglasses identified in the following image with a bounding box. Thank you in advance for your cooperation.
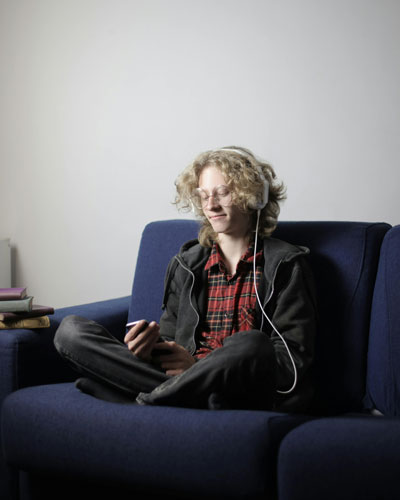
[191,185,232,209]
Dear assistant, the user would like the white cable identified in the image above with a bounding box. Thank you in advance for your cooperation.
[253,210,298,394]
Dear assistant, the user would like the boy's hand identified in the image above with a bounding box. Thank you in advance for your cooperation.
[124,320,160,361]
[152,341,196,376]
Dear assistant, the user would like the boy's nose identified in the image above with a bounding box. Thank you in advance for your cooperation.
[205,194,220,209]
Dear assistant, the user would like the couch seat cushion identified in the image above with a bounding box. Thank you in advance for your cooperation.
[2,383,309,499]
[278,416,400,500]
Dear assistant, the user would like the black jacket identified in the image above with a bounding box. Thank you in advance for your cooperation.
[159,237,317,412]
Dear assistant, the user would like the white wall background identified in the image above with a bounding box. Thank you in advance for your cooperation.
[1,0,399,308]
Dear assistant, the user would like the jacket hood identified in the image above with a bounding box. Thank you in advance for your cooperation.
[262,237,309,282]
[176,239,210,272]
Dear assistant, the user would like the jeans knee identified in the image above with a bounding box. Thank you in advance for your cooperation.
[224,330,273,360]
[54,315,85,356]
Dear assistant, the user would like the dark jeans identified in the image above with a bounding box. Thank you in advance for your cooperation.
[54,315,277,410]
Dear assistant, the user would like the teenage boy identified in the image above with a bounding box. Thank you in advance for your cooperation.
[55,147,317,412]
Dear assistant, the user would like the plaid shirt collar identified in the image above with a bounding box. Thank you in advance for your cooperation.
[205,241,263,274]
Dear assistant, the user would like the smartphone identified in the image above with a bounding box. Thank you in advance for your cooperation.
[125,320,149,330]
[125,320,168,355]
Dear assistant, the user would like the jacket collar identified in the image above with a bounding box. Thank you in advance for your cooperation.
[176,236,309,281]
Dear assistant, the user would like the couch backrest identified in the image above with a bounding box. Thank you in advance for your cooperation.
[128,220,200,324]
[365,225,400,416]
[128,219,390,414]
[273,221,390,414]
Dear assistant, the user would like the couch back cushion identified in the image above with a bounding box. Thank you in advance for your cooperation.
[365,225,400,416]
[128,220,200,324]
[128,219,390,414]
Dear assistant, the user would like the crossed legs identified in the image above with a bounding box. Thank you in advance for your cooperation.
[54,315,277,410]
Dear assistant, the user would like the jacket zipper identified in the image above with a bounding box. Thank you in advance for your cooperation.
[261,258,282,332]
[174,256,200,354]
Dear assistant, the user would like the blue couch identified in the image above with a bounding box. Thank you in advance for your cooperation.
[0,220,392,499]
[277,224,400,500]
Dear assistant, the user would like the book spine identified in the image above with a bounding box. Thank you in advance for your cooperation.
[0,296,33,313]
[0,288,27,301]
[0,316,50,329]
[0,306,55,321]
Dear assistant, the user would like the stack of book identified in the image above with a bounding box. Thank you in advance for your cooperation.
[0,287,54,329]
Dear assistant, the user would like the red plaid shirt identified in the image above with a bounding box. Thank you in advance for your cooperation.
[195,242,264,359]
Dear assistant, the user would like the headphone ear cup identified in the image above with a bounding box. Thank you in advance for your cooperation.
[262,178,269,207]
[252,178,269,210]
[252,164,269,210]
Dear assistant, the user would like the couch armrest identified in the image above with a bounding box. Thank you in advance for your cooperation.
[51,296,130,340]
[0,296,130,405]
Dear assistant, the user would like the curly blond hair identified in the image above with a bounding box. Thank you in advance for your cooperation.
[174,146,286,247]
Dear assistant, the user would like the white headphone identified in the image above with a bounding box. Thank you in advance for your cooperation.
[191,147,269,212]
[253,210,298,394]
[194,147,297,394]
[216,148,298,394]
[218,147,269,210]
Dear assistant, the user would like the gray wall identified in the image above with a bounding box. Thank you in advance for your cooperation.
[1,0,399,308]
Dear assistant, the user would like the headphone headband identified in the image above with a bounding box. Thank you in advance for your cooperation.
[217,147,269,210]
